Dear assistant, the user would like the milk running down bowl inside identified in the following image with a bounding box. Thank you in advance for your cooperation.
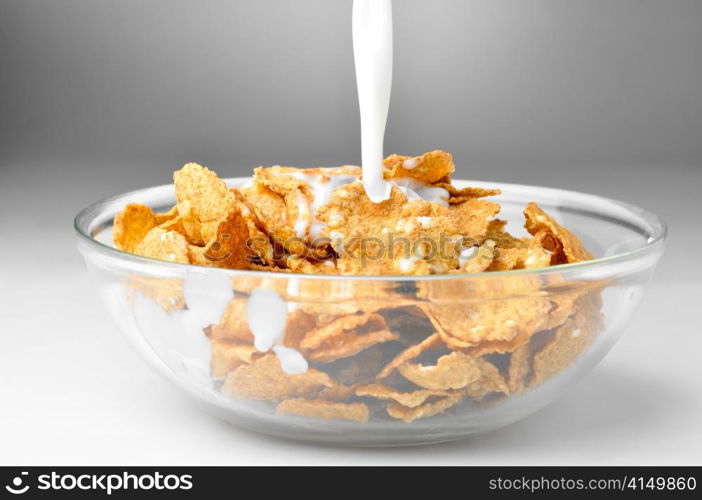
[75,178,665,446]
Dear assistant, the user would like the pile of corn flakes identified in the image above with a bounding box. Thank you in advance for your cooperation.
[113,150,603,423]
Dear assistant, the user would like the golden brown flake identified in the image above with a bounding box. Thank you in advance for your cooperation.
[507,343,532,394]
[398,351,483,390]
[386,394,464,423]
[174,163,234,245]
[210,339,260,379]
[475,358,510,395]
[134,227,189,264]
[300,313,387,352]
[355,383,456,408]
[524,202,593,264]
[188,202,252,269]
[377,332,442,379]
[440,184,501,204]
[318,383,357,401]
[113,203,157,253]
[157,215,187,235]
[424,295,551,351]
[307,329,399,363]
[154,205,179,225]
[210,298,254,343]
[223,354,334,401]
[298,312,398,363]
[277,398,369,422]
[281,309,319,350]
[383,150,455,184]
[531,292,604,385]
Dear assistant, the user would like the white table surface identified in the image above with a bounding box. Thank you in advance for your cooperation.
[1,161,701,465]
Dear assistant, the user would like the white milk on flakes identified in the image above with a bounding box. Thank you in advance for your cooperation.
[284,170,358,238]
[353,0,394,202]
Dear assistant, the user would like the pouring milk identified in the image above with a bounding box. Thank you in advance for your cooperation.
[353,0,394,202]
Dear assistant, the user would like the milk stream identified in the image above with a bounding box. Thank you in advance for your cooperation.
[353,0,394,202]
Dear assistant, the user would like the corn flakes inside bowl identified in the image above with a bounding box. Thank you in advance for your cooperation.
[75,148,664,444]
[114,150,591,276]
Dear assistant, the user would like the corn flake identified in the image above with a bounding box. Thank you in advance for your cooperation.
[507,343,532,394]
[318,383,357,402]
[386,394,464,423]
[398,351,483,390]
[355,383,456,408]
[307,329,399,363]
[300,313,387,352]
[210,298,254,343]
[188,203,252,269]
[377,332,443,379]
[223,354,334,401]
[524,202,593,264]
[113,203,157,253]
[424,295,551,351]
[277,398,369,422]
[383,150,455,184]
[134,227,189,264]
[210,339,260,379]
[440,184,501,204]
[531,292,603,385]
[154,205,179,225]
[174,163,234,245]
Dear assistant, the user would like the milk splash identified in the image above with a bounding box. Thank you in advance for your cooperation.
[353,0,394,203]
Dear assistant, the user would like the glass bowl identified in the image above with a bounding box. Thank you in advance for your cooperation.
[75,178,666,446]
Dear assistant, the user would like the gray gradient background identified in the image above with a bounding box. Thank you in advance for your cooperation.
[1,0,701,464]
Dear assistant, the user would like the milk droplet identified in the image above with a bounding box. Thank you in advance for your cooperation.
[399,257,417,272]
[459,246,479,268]
[402,158,419,169]
[293,193,311,238]
[272,345,308,375]
[417,216,432,228]
[246,288,288,352]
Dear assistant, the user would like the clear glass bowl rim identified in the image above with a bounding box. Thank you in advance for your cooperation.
[74,177,667,282]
